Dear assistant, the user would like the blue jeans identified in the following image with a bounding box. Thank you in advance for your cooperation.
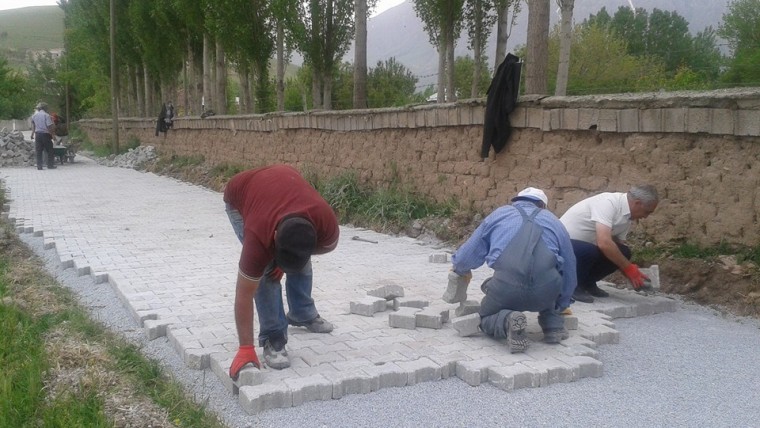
[571,239,631,290]
[226,204,318,349]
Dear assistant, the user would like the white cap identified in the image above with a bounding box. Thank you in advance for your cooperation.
[512,187,548,206]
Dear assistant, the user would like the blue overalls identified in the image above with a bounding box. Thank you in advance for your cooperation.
[479,205,565,338]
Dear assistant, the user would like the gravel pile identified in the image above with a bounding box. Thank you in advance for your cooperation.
[0,128,35,167]
[94,145,157,169]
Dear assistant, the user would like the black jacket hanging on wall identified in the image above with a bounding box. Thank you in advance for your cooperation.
[481,53,522,159]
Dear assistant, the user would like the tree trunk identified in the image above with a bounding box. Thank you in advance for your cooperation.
[353,0,368,109]
[446,28,456,102]
[555,0,574,96]
[276,20,285,111]
[135,68,144,117]
[471,0,483,98]
[312,70,322,109]
[494,2,509,70]
[143,64,153,116]
[215,39,226,114]
[202,34,211,112]
[437,35,446,103]
[525,0,550,95]
[239,67,252,114]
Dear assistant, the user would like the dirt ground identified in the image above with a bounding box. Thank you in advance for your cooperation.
[141,161,760,320]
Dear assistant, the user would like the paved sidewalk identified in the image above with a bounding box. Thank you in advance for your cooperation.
[0,158,676,415]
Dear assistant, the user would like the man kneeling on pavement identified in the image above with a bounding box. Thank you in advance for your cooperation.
[447,187,577,353]
[224,165,340,379]
[559,185,659,303]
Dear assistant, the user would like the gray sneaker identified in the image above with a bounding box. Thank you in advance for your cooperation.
[263,341,290,370]
[505,311,528,353]
[543,328,570,344]
[287,315,334,333]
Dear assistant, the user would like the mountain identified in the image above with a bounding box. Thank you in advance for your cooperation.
[359,0,731,89]
[0,6,64,69]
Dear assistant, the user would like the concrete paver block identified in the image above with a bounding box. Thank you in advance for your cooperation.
[456,358,498,386]
[415,305,450,329]
[557,355,603,379]
[397,357,442,385]
[143,319,171,340]
[363,362,407,390]
[367,283,405,300]
[640,264,660,289]
[323,370,372,399]
[393,297,430,310]
[452,313,481,337]
[350,296,387,316]
[524,358,575,385]
[563,315,579,330]
[284,375,333,407]
[454,300,480,317]
[579,324,620,345]
[389,307,421,329]
[428,253,449,263]
[442,271,469,303]
[239,383,292,414]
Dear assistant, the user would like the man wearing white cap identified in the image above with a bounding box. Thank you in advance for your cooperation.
[449,187,577,352]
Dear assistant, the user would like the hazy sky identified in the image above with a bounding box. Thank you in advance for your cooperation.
[0,0,407,16]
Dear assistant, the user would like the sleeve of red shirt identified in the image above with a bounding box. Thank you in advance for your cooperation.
[238,234,268,280]
[314,207,340,252]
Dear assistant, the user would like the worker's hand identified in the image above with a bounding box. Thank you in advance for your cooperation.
[229,345,261,381]
[268,267,284,282]
[622,263,649,290]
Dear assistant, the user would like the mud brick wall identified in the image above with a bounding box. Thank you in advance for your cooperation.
[78,89,760,247]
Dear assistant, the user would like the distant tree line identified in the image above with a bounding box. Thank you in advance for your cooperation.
[0,0,758,120]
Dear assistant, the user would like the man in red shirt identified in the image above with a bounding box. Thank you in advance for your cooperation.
[224,165,340,378]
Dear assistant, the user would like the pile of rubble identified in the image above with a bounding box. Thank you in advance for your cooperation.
[0,128,35,167]
[95,145,157,169]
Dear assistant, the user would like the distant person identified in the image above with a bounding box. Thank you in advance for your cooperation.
[560,185,659,303]
[224,164,340,378]
[448,187,577,353]
[155,102,174,136]
[30,102,56,170]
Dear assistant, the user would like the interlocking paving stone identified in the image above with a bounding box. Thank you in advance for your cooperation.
[0,159,679,415]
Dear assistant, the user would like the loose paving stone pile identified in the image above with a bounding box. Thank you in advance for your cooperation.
[0,129,35,167]
[93,145,157,168]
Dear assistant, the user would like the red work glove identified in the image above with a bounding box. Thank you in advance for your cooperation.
[229,345,261,381]
[268,267,284,282]
[622,263,649,290]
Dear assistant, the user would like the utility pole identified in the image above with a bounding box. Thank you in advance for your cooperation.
[109,0,119,153]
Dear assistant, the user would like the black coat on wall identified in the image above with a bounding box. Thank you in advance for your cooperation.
[481,53,522,159]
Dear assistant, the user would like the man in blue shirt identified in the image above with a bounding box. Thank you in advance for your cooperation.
[450,187,577,353]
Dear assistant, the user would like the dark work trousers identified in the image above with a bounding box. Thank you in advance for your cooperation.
[571,239,632,290]
[479,206,564,338]
[34,132,54,169]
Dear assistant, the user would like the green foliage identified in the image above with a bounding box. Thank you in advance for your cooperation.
[367,57,422,107]
[453,55,491,98]
[719,0,760,86]
[0,6,64,69]
[0,55,32,119]
[547,23,668,95]
[0,302,48,427]
[315,172,456,231]
[210,162,246,182]
[634,241,760,268]
[585,6,723,83]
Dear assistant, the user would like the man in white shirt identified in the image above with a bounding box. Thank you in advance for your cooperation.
[30,102,57,170]
[560,185,659,303]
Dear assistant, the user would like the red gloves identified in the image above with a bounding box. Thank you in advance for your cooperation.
[623,263,649,290]
[268,267,284,282]
[229,345,261,380]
